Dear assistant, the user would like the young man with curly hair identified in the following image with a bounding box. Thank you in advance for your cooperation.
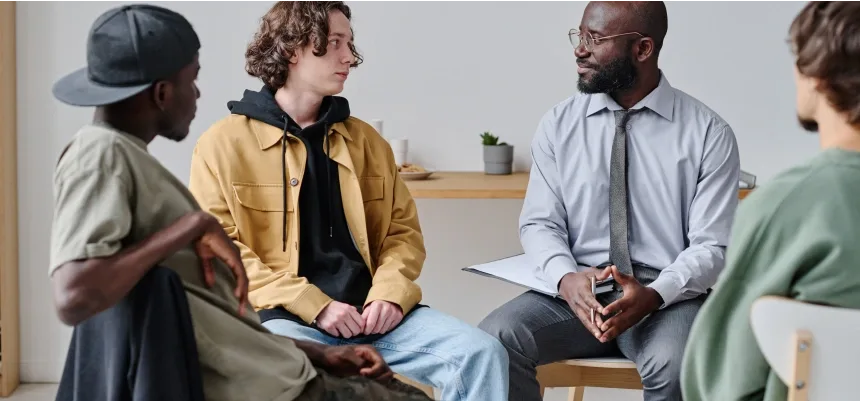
[682,2,860,400]
[188,2,508,400]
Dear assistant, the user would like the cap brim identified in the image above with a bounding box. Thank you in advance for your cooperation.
[52,67,152,107]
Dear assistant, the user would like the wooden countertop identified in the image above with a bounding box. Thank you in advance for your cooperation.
[403,171,754,199]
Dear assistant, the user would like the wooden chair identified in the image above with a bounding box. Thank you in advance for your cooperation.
[537,357,642,400]
[750,296,860,401]
[395,374,436,399]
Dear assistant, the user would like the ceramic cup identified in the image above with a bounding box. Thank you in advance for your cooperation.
[389,138,408,166]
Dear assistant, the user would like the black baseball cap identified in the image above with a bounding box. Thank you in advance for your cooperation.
[52,4,200,107]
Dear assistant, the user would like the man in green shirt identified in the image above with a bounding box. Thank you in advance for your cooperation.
[681,2,860,400]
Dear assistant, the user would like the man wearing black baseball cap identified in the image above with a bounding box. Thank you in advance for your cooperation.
[49,4,431,401]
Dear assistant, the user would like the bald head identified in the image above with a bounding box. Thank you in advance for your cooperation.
[629,2,668,52]
[582,1,668,55]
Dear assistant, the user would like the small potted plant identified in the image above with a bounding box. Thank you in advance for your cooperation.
[480,131,514,175]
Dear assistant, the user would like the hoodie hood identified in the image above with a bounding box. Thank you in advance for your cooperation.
[227,85,350,130]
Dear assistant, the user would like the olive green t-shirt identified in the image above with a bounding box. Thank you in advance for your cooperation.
[50,124,317,401]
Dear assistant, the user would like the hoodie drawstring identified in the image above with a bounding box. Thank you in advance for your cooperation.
[324,124,333,238]
[281,118,289,252]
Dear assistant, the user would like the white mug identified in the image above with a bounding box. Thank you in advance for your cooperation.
[389,138,408,166]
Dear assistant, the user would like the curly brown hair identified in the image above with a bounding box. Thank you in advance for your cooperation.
[790,1,860,127]
[245,1,363,89]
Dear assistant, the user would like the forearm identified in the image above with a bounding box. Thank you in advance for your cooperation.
[364,245,423,313]
[365,173,426,313]
[293,339,329,366]
[52,211,210,325]
[520,223,578,289]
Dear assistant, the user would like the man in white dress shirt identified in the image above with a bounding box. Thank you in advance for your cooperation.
[479,2,741,400]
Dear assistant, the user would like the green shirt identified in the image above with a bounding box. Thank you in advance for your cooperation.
[682,148,860,400]
[50,124,317,401]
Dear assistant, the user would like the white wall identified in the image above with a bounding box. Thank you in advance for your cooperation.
[17,1,811,400]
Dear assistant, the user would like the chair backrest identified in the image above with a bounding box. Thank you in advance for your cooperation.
[750,296,860,401]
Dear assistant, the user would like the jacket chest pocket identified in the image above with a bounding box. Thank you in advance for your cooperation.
[232,183,294,263]
[357,176,385,252]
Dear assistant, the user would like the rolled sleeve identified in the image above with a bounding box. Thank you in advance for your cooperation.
[50,142,133,275]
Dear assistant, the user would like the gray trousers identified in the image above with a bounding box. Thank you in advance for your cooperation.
[479,273,705,401]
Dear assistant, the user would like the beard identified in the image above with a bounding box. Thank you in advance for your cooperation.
[798,115,819,133]
[160,132,187,142]
[159,128,189,142]
[577,54,638,95]
[156,114,191,142]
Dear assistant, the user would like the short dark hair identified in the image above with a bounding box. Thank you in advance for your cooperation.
[790,1,860,126]
[245,1,363,89]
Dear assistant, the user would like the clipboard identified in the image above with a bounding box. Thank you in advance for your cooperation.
[462,253,614,298]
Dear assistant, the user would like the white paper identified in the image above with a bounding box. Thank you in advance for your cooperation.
[462,254,613,298]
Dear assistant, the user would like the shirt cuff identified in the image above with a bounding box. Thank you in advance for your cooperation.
[544,257,578,291]
[648,274,682,309]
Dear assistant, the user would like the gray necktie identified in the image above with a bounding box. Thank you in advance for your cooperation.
[609,110,635,278]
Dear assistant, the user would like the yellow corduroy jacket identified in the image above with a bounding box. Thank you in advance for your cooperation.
[188,115,426,324]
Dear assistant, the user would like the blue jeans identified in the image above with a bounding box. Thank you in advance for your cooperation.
[263,307,509,401]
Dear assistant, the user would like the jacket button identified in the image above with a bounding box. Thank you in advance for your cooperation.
[290,178,299,186]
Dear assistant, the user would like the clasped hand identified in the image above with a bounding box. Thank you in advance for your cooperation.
[559,265,662,343]
[315,300,403,338]
[317,344,394,383]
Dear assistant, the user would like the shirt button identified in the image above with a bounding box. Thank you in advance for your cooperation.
[626,124,632,131]
[290,178,299,186]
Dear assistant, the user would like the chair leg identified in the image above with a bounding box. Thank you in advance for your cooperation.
[568,387,585,401]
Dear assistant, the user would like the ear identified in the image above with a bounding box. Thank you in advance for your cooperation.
[151,80,173,111]
[635,37,655,63]
[795,66,822,99]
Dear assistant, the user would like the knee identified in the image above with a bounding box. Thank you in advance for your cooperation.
[478,308,526,355]
[462,328,510,367]
[640,346,683,391]
[479,330,510,365]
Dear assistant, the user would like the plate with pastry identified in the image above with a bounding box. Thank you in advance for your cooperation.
[398,163,434,180]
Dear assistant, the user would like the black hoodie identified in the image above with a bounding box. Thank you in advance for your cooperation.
[227,86,373,327]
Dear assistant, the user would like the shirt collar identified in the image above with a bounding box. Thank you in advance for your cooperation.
[585,72,675,121]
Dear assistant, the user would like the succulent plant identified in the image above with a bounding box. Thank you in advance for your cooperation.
[480,131,508,146]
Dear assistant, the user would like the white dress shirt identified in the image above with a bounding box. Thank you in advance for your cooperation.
[520,73,740,307]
